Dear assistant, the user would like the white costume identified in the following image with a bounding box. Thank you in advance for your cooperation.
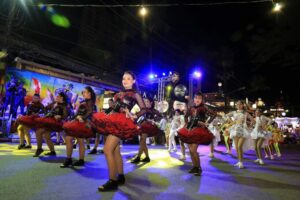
[226,110,254,152]
[251,115,272,139]
[226,110,251,139]
[168,114,185,151]
[208,120,221,147]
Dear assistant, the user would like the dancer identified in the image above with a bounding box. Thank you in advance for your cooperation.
[61,86,96,167]
[165,72,188,158]
[94,71,146,192]
[33,92,68,157]
[220,122,232,154]
[251,109,272,165]
[16,94,44,149]
[168,109,185,152]
[158,114,167,146]
[164,116,171,148]
[208,117,221,158]
[178,92,216,176]
[225,101,254,169]
[264,142,275,160]
[269,122,283,158]
[131,95,161,163]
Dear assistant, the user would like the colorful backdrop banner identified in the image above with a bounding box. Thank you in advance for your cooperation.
[4,67,105,110]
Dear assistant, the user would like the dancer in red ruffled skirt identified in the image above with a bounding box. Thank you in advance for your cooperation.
[33,92,68,157]
[61,86,96,167]
[96,71,147,192]
[131,95,161,164]
[16,93,44,150]
[177,92,216,176]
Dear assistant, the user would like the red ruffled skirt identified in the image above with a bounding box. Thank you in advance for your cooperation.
[140,121,161,137]
[92,112,107,127]
[17,115,39,128]
[92,112,140,139]
[34,117,63,132]
[178,127,214,144]
[63,120,95,138]
[106,113,140,140]
[92,112,108,134]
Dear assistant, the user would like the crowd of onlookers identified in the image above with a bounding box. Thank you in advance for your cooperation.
[280,124,300,144]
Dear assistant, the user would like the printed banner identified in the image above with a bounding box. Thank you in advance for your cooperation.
[3,67,105,111]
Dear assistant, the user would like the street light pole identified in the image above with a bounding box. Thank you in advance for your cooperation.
[188,74,193,105]
[138,6,153,73]
[149,25,153,72]
[218,82,222,94]
[197,77,201,92]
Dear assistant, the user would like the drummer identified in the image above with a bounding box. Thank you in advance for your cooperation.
[165,71,189,115]
[165,71,189,157]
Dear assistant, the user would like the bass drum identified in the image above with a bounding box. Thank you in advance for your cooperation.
[155,101,169,113]
[174,84,188,99]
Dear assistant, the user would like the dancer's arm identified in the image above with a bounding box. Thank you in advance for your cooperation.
[133,93,147,118]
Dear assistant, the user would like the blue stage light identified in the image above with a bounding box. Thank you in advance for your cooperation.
[193,71,202,79]
[149,74,155,79]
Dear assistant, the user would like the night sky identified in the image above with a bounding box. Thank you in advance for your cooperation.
[0,0,299,115]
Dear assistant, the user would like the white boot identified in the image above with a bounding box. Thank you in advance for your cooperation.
[179,154,186,160]
[259,159,264,165]
[238,162,244,169]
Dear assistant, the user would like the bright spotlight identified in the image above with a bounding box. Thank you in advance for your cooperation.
[273,3,283,13]
[193,71,202,79]
[281,112,286,116]
[139,7,148,17]
[149,74,154,79]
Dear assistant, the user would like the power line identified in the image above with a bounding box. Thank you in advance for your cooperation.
[29,1,273,8]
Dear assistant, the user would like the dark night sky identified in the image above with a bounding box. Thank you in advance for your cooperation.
[1,0,299,115]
